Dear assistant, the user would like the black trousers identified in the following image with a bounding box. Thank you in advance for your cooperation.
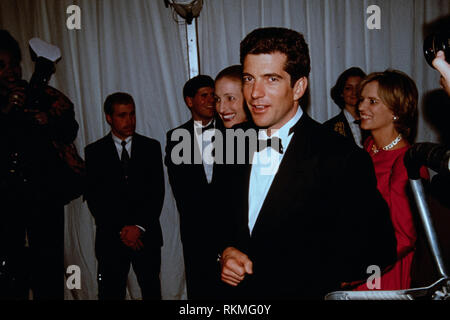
[183,244,223,300]
[95,232,161,300]
[0,187,64,300]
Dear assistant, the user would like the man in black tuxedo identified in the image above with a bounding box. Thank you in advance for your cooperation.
[219,27,397,299]
[85,92,164,300]
[165,75,223,299]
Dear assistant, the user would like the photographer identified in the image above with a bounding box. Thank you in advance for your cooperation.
[0,30,79,299]
[429,46,450,211]
[432,50,450,96]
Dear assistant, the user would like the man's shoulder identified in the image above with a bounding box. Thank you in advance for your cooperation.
[44,85,70,100]
[85,134,111,152]
[305,116,360,157]
[323,111,345,128]
[44,85,74,110]
[167,119,193,136]
[165,119,194,153]
[133,132,161,149]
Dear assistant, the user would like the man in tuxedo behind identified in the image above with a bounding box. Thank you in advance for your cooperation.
[85,92,164,300]
[165,75,223,299]
[219,27,398,299]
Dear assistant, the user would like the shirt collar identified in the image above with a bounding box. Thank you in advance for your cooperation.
[111,132,133,145]
[343,109,357,124]
[193,118,215,129]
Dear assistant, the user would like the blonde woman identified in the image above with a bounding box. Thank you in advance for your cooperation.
[357,70,429,290]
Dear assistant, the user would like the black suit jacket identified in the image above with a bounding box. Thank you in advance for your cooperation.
[165,119,222,250]
[85,133,164,250]
[222,113,397,299]
[165,118,225,298]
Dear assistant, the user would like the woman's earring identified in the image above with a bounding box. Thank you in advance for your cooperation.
[393,116,398,121]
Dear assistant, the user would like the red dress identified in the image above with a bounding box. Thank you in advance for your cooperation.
[355,137,429,290]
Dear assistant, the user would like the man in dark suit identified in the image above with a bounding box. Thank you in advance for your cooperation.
[85,92,164,300]
[165,75,223,299]
[219,27,397,299]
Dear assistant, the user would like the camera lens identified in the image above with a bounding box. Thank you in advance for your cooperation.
[423,32,450,68]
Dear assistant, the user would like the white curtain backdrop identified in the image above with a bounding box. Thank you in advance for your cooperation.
[1,0,449,300]
[199,0,450,143]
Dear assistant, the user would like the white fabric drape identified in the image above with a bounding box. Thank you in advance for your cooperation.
[1,0,449,300]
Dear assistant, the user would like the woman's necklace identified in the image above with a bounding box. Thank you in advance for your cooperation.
[372,134,402,154]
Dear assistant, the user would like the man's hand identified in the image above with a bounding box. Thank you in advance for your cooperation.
[220,247,253,287]
[120,225,144,251]
[432,50,450,96]
[1,83,26,114]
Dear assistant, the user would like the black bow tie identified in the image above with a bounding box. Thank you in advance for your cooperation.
[353,119,361,125]
[258,136,284,154]
[202,122,215,133]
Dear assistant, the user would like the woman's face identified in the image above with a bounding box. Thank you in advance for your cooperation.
[358,81,395,134]
[342,76,363,109]
[215,77,247,128]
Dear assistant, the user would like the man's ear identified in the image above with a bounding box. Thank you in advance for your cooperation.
[185,96,193,109]
[105,114,112,126]
[293,77,308,101]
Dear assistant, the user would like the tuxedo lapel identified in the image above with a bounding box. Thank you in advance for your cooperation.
[104,133,123,173]
[129,133,143,162]
[185,120,209,184]
[341,113,357,145]
[250,114,316,238]
[129,133,143,174]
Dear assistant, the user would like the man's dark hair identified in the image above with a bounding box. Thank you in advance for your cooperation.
[0,30,22,65]
[104,92,135,115]
[183,74,214,100]
[240,27,310,86]
[330,67,367,109]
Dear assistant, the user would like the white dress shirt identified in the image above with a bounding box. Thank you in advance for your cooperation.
[111,133,132,158]
[343,109,363,148]
[248,107,303,234]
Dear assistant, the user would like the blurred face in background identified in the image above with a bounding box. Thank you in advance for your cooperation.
[106,103,136,140]
[0,50,21,93]
[186,86,216,125]
[342,76,363,110]
[215,76,247,128]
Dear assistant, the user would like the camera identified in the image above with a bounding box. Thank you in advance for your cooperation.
[423,32,450,68]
